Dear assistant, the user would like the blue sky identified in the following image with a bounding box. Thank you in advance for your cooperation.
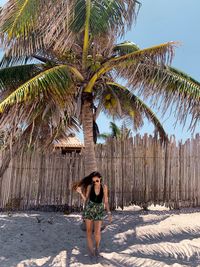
[0,0,199,142]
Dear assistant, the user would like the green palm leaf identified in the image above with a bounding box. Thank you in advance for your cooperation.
[110,41,176,65]
[0,0,41,39]
[97,122,123,140]
[0,65,83,112]
[0,64,44,93]
[97,81,167,141]
[109,121,121,138]
[71,0,140,36]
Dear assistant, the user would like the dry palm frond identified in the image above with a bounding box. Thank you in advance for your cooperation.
[85,42,177,93]
[0,96,80,151]
[0,49,71,68]
[121,64,200,132]
[0,0,140,57]
[0,0,76,56]
[0,104,80,178]
[110,42,176,68]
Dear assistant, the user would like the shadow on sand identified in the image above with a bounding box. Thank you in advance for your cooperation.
[1,207,200,266]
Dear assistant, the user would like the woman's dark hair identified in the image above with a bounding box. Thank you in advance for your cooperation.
[73,171,102,195]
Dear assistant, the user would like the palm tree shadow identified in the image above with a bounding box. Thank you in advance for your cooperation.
[99,208,200,267]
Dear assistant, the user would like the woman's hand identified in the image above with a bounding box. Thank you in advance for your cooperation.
[76,187,82,194]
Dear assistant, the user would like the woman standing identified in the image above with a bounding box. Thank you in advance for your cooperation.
[75,171,112,258]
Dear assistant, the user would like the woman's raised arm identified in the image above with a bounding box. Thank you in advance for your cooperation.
[76,185,91,204]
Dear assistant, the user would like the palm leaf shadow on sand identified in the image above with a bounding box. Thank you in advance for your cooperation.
[99,208,200,267]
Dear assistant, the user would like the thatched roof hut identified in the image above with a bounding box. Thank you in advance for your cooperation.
[54,134,84,154]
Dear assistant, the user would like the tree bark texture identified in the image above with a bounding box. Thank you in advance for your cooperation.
[82,95,97,174]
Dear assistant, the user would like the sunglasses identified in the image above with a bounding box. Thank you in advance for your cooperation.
[93,179,100,183]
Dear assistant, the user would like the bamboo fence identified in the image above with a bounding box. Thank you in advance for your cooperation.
[0,133,200,211]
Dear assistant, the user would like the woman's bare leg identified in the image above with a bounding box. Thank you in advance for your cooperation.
[94,220,102,251]
[85,219,94,255]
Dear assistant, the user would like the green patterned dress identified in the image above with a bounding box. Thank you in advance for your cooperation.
[83,184,105,221]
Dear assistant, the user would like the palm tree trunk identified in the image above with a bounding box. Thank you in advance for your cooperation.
[82,94,97,174]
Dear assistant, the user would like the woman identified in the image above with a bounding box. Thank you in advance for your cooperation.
[75,171,112,258]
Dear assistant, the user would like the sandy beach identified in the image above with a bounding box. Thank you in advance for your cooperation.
[1,205,200,267]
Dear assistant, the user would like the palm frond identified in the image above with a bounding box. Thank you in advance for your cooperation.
[110,41,176,65]
[97,121,132,141]
[90,0,139,36]
[82,0,91,68]
[70,0,86,33]
[2,115,80,155]
[0,54,31,67]
[97,133,111,140]
[131,65,200,131]
[0,92,80,154]
[90,0,140,56]
[109,121,121,138]
[95,81,167,141]
[0,64,44,95]
[28,105,80,151]
[0,0,41,39]
[132,95,168,142]
[0,0,140,57]
[0,64,83,113]
[0,0,75,56]
[71,0,140,37]
[166,66,200,98]
[85,42,177,93]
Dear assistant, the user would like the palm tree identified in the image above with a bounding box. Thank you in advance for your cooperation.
[98,122,132,141]
[0,0,200,175]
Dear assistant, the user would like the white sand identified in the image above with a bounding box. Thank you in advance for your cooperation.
[1,205,200,267]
